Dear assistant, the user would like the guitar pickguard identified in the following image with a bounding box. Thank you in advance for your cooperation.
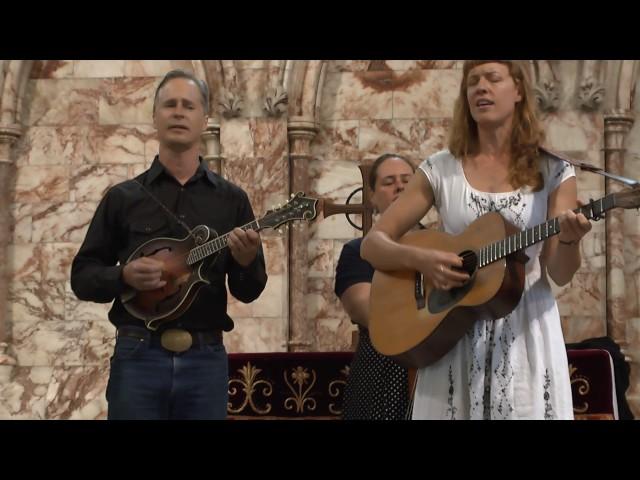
[427,278,476,314]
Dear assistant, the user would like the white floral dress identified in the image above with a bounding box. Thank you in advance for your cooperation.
[412,149,575,420]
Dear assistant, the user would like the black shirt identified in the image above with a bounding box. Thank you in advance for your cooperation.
[70,156,267,332]
[334,237,374,299]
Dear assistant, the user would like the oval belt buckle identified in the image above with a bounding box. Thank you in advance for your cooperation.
[161,329,193,353]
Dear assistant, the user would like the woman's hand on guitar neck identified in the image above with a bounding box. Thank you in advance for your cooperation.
[418,249,470,291]
[122,257,167,291]
[557,203,592,245]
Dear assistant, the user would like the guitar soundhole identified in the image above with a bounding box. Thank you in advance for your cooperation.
[427,250,478,314]
[459,250,477,276]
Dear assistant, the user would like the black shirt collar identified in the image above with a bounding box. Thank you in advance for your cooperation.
[146,155,219,188]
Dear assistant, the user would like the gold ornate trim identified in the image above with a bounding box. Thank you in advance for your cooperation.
[227,362,273,415]
[284,366,317,413]
[328,365,350,415]
[569,364,590,414]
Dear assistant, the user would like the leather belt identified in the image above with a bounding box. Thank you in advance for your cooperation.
[117,325,222,353]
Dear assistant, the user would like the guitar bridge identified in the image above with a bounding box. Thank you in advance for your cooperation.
[415,271,426,310]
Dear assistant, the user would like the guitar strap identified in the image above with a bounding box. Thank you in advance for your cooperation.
[134,179,197,241]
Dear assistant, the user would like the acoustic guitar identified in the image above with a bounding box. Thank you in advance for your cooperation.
[120,192,318,330]
[369,189,640,369]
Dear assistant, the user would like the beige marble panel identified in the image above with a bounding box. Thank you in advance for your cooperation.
[14,165,69,203]
[45,366,109,419]
[73,61,125,78]
[0,366,53,419]
[392,70,462,119]
[98,77,156,125]
[123,60,195,77]
[31,202,97,243]
[541,111,604,152]
[308,239,335,278]
[313,120,360,161]
[8,280,66,325]
[23,78,101,126]
[15,126,91,166]
[30,61,74,79]
[227,273,284,319]
[385,60,459,70]
[224,316,287,353]
[320,72,393,121]
[326,60,371,73]
[11,319,86,367]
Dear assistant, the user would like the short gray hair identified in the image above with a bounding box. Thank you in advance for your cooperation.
[153,69,209,114]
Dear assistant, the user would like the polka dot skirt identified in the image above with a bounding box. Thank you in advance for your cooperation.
[342,329,410,420]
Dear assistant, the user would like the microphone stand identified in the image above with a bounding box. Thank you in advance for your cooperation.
[540,146,640,189]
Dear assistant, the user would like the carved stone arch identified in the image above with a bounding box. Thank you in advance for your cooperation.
[285,60,308,119]
[612,60,638,111]
[601,60,637,363]
[0,61,9,119]
[194,60,224,174]
[575,60,606,111]
[0,60,34,370]
[531,60,561,112]
[284,60,327,351]
[1,60,33,130]
[263,60,288,117]
[219,60,242,119]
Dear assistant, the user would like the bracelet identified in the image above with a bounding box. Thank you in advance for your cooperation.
[558,239,578,245]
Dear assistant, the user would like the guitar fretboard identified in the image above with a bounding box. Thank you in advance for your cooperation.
[186,220,261,265]
[478,194,614,268]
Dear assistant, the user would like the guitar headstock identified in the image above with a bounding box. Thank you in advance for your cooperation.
[612,188,640,210]
[260,192,319,230]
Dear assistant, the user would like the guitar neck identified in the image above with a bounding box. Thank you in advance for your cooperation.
[479,194,615,268]
[186,219,262,265]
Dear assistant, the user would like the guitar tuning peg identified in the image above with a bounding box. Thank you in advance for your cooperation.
[277,228,283,234]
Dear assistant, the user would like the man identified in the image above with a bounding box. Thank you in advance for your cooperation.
[71,70,267,419]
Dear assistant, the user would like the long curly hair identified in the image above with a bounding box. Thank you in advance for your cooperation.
[448,60,545,191]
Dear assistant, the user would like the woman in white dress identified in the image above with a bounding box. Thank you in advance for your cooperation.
[360,60,592,419]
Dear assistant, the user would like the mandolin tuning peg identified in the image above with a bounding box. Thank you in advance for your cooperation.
[291,193,295,198]
[277,228,283,234]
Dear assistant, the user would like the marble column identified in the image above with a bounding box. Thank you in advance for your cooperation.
[603,109,634,356]
[0,124,21,379]
[202,118,223,175]
[287,117,318,351]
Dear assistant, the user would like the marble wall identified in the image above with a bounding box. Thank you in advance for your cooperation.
[0,60,638,418]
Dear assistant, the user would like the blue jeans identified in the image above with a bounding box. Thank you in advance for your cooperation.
[106,335,229,420]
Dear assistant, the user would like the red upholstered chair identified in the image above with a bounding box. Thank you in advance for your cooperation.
[567,349,618,420]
